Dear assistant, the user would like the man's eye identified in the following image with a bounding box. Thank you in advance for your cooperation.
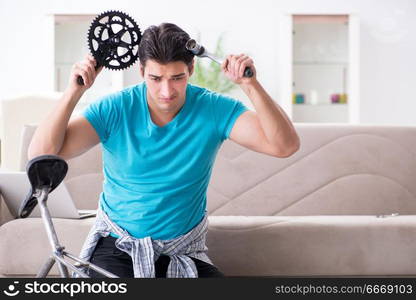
[173,77,183,81]
[152,77,161,82]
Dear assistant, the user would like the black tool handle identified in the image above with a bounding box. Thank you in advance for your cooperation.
[77,62,102,86]
[243,67,254,78]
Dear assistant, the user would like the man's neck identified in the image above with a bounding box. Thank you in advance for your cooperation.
[147,99,182,127]
[149,108,176,127]
[146,91,186,127]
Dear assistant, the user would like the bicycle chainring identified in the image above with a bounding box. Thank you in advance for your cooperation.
[87,11,142,70]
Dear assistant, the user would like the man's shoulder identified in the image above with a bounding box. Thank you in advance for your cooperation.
[92,83,144,107]
[188,84,225,103]
[121,82,145,95]
[188,84,239,107]
[114,83,144,101]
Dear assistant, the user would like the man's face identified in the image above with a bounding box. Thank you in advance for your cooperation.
[141,59,193,114]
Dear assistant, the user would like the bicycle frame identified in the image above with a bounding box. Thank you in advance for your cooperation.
[35,186,118,278]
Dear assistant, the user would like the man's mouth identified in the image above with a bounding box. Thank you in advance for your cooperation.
[160,97,175,102]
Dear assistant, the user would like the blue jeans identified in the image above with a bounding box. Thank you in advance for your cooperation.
[89,236,224,278]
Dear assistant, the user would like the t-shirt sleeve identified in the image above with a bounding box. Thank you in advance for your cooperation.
[82,93,122,143]
[210,92,249,141]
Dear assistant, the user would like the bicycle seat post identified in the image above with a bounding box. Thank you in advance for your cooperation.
[37,185,69,277]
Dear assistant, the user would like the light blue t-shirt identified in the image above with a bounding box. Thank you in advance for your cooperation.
[83,83,247,240]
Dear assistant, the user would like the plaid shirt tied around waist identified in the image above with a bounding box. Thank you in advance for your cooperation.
[74,208,212,278]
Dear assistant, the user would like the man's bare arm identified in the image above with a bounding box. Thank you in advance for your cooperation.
[222,54,300,158]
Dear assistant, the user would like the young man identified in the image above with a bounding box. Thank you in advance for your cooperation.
[28,23,300,278]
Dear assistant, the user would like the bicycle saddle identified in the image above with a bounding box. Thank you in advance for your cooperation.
[19,155,68,218]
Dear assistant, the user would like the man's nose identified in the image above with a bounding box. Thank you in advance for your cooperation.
[160,80,174,97]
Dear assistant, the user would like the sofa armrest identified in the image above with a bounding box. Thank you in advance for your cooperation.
[0,218,94,276]
[0,191,14,226]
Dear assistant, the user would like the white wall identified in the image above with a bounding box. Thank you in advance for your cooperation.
[0,0,415,125]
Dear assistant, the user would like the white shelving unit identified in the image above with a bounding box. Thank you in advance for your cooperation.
[292,103,349,123]
[278,13,360,123]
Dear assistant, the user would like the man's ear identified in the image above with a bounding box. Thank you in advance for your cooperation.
[189,59,195,76]
[140,64,145,78]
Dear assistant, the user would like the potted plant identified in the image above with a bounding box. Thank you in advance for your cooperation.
[189,34,237,95]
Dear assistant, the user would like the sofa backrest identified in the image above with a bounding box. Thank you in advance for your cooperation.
[207,124,416,216]
[0,93,63,171]
[19,124,416,216]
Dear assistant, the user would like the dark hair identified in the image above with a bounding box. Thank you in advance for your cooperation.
[138,23,194,69]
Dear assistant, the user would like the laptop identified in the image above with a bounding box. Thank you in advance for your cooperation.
[0,172,96,219]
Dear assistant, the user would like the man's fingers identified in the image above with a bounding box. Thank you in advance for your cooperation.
[69,54,102,89]
[76,63,93,86]
[84,61,95,77]
[221,57,229,72]
[80,64,93,85]
[229,55,237,77]
[76,69,88,86]
[238,56,252,78]
[86,54,97,67]
[223,53,255,80]
[223,55,234,75]
[95,65,104,76]
[82,58,101,85]
[73,63,85,85]
[83,54,101,83]
[225,54,249,78]
[234,54,245,77]
[79,68,90,86]
[222,53,255,83]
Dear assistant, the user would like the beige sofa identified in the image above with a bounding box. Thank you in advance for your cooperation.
[0,123,415,277]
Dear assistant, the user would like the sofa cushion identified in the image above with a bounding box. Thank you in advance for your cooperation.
[1,215,416,277]
[207,215,416,276]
